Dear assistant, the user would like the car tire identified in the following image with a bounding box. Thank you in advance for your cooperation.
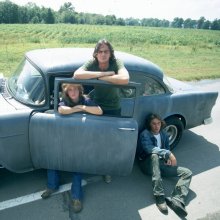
[164,117,184,149]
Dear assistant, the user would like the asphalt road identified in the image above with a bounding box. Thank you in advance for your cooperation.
[0,79,220,220]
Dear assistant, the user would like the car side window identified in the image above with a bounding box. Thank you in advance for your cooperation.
[130,73,165,96]
[53,80,138,118]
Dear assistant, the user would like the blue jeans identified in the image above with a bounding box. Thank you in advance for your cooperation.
[139,154,192,205]
[47,169,83,200]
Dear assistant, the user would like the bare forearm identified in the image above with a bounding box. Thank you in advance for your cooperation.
[74,67,129,85]
[98,74,129,85]
[74,68,114,79]
[58,106,81,115]
[99,67,129,84]
[58,105,103,115]
[77,105,103,115]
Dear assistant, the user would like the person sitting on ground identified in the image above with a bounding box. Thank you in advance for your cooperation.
[137,113,192,217]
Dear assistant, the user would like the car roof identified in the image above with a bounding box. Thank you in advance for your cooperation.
[25,48,164,79]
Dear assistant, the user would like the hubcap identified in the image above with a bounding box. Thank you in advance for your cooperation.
[164,125,178,146]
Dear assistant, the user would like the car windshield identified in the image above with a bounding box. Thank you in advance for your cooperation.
[7,59,46,106]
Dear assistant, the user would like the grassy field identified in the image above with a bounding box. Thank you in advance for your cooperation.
[0,24,220,81]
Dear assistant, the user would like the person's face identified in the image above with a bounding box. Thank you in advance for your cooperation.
[150,118,161,134]
[67,85,80,102]
[96,44,111,64]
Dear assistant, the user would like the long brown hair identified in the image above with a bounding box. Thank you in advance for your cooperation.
[93,39,116,64]
[145,113,166,131]
[61,83,84,107]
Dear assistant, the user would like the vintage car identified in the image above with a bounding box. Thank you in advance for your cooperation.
[0,48,218,176]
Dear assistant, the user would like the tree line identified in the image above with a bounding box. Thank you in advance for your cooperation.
[0,1,220,30]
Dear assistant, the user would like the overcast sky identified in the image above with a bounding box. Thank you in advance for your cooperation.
[5,0,220,21]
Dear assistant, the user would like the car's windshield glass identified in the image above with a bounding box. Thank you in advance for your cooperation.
[8,59,45,106]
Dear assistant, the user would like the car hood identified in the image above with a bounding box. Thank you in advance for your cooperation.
[0,92,31,113]
[0,75,15,113]
[0,93,17,113]
[0,76,31,113]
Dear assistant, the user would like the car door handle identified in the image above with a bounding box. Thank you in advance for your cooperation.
[118,128,136,131]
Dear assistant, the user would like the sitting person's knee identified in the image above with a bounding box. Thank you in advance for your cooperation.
[186,168,193,178]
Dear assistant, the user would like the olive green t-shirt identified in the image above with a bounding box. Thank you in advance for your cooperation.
[83,59,124,110]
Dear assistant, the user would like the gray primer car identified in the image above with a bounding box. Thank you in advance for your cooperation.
[0,48,218,175]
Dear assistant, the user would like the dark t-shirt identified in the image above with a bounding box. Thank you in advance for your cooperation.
[83,59,124,111]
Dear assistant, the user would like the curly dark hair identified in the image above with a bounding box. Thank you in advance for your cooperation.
[145,113,166,131]
[93,39,116,64]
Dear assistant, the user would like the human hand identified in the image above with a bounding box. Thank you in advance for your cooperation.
[169,153,177,166]
[165,159,172,166]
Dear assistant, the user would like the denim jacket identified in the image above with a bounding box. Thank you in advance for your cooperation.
[137,129,171,161]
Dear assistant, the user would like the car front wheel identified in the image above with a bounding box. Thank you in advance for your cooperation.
[164,117,184,149]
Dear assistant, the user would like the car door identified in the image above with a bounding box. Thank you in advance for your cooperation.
[29,79,140,176]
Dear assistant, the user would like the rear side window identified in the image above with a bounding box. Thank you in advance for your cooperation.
[130,73,166,96]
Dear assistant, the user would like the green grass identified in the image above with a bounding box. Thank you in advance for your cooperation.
[0,24,220,81]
